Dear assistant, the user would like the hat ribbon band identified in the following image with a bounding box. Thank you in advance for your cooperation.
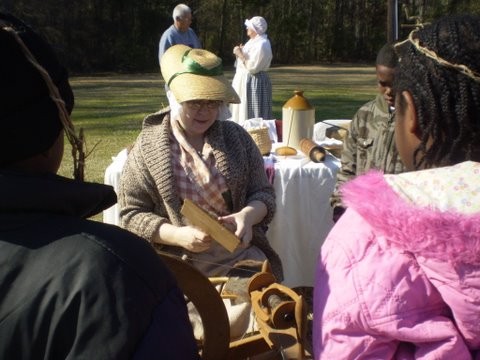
[167,50,223,86]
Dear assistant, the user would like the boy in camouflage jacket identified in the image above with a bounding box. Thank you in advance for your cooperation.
[331,44,405,220]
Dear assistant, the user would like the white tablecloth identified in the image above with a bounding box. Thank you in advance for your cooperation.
[103,148,128,226]
[266,154,340,287]
[103,148,340,287]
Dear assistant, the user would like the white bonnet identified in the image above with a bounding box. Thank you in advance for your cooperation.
[244,16,267,35]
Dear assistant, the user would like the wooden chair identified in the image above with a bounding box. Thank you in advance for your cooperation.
[157,252,311,360]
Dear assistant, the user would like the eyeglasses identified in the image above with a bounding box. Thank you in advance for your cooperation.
[184,100,222,111]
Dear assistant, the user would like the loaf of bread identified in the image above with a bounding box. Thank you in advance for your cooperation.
[275,146,297,156]
[326,128,348,141]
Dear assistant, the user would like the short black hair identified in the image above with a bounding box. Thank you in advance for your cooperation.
[376,43,398,68]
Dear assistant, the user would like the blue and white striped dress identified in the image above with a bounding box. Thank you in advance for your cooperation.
[230,34,273,124]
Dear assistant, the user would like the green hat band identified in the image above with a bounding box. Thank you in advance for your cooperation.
[167,49,223,87]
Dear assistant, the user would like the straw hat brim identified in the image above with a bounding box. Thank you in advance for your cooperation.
[161,44,240,104]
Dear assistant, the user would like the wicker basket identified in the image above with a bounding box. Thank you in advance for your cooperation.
[248,127,272,155]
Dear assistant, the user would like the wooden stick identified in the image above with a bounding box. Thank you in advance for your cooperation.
[180,199,241,253]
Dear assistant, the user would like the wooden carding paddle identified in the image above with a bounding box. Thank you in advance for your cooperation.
[180,198,240,253]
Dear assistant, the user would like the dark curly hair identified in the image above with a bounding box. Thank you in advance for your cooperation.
[394,14,480,169]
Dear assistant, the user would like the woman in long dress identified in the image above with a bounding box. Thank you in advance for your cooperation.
[230,16,273,125]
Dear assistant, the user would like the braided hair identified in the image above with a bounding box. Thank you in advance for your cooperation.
[394,14,480,169]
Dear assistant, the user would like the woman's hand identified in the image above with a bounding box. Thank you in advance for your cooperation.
[218,211,252,248]
[233,44,244,58]
[218,200,267,248]
[158,223,212,253]
[175,226,213,253]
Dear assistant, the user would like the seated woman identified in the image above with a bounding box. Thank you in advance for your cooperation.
[118,44,282,281]
[313,14,480,359]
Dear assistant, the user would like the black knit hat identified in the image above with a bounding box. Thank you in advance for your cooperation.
[0,13,74,166]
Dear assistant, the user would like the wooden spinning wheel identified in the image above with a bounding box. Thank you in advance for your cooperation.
[157,252,311,359]
[158,252,231,359]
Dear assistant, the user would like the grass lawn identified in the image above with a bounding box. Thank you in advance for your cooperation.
[59,64,377,212]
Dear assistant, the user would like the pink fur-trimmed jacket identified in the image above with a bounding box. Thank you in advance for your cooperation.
[313,162,480,359]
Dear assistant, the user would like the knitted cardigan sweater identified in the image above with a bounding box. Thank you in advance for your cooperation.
[118,109,283,280]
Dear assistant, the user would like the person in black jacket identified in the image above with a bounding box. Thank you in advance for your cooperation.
[0,13,199,359]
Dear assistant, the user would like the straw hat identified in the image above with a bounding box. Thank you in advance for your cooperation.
[160,44,240,104]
